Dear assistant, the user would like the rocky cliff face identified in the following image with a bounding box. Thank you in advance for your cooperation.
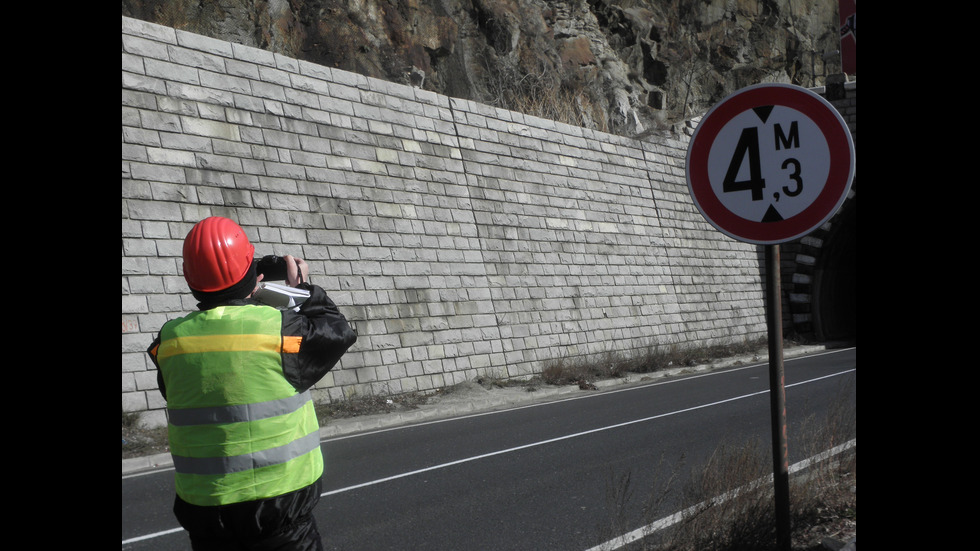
[122,0,845,137]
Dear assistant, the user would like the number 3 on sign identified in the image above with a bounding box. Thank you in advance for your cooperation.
[711,106,830,224]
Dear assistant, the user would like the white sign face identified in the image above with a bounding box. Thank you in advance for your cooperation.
[686,84,855,244]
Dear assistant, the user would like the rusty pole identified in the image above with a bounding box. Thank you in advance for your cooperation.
[766,244,791,551]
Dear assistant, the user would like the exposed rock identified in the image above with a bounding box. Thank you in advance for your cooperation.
[122,0,847,137]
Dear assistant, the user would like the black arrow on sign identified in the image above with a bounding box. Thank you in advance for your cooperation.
[762,204,784,222]
[754,105,774,123]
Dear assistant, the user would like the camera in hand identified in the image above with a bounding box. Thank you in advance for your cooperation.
[255,255,289,281]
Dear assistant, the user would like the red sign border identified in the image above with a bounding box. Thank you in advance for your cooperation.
[686,83,855,244]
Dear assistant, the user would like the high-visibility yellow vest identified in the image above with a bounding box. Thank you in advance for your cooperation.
[155,304,323,506]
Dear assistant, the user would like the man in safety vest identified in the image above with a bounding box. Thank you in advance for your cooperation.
[147,216,357,551]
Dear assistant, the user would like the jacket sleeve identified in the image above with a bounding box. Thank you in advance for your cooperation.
[146,335,168,401]
[280,283,357,393]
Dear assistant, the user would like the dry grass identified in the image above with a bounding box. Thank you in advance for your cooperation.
[541,337,771,386]
[314,390,432,423]
[598,380,856,551]
[121,410,170,459]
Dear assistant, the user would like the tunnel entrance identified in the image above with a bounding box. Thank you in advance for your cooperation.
[812,198,856,342]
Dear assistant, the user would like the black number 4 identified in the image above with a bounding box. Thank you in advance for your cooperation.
[723,127,765,200]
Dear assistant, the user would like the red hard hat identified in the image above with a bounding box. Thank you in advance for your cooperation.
[182,217,255,292]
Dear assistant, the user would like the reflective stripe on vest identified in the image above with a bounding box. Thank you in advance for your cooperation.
[171,426,321,475]
[167,390,313,426]
[157,305,322,506]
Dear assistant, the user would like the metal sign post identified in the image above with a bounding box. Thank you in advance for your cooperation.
[685,83,855,551]
[765,244,790,550]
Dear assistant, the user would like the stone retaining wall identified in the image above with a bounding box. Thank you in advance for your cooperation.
[122,16,802,427]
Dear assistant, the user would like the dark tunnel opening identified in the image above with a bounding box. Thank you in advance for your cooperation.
[812,197,856,342]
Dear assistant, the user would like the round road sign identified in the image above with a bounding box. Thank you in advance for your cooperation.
[685,83,855,244]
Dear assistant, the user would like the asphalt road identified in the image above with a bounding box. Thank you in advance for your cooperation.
[122,346,856,550]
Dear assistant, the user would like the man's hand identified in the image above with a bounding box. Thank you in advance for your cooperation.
[284,255,309,287]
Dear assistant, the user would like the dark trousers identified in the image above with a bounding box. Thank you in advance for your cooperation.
[173,479,323,551]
